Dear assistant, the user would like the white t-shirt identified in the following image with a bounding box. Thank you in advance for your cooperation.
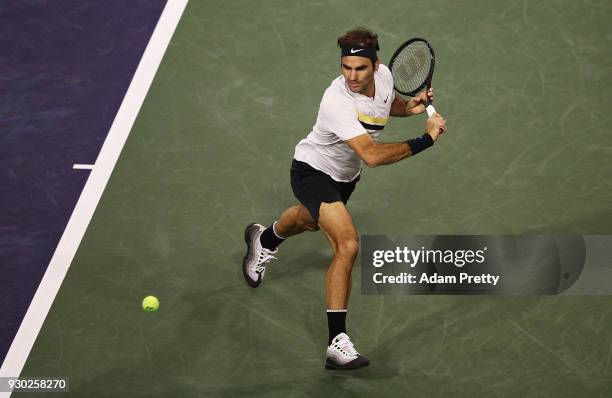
[293,63,396,182]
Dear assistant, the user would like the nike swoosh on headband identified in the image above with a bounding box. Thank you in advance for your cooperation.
[350,48,364,53]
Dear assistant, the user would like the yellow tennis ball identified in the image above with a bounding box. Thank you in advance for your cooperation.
[142,296,159,312]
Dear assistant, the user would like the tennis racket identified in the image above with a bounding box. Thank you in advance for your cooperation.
[388,38,437,117]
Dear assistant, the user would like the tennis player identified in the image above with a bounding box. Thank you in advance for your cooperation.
[242,28,447,370]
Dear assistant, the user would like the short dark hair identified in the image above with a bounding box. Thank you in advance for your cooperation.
[337,27,380,51]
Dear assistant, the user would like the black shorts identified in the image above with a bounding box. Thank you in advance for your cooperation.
[290,159,360,223]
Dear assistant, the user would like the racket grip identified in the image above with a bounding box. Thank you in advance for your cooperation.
[426,104,436,118]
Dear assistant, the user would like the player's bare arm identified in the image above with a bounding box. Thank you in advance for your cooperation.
[345,134,410,167]
[390,88,434,117]
[345,113,447,167]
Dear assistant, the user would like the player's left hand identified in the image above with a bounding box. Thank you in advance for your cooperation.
[414,87,434,105]
[405,88,434,116]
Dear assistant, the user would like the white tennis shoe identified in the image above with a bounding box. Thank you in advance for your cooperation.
[325,333,370,370]
[242,223,277,288]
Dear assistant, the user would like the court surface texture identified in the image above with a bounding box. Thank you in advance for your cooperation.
[1,1,611,397]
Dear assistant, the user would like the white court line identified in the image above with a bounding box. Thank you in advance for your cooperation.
[72,164,95,170]
[0,1,188,395]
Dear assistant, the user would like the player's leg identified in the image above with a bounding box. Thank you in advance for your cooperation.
[253,203,318,265]
[318,201,369,370]
[242,204,316,288]
[242,158,329,288]
[318,202,358,309]
[274,204,319,237]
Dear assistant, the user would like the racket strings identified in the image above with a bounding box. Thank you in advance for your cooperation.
[391,42,432,94]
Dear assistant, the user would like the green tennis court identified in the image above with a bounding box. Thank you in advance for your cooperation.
[18,0,612,396]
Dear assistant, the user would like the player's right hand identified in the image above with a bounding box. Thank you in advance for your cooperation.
[427,113,447,141]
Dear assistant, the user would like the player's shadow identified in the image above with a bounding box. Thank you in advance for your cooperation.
[176,284,291,396]
[79,283,320,397]
[167,280,338,396]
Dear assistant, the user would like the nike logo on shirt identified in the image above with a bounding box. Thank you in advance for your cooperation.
[384,94,389,103]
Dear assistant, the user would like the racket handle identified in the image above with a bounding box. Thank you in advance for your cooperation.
[426,104,436,118]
